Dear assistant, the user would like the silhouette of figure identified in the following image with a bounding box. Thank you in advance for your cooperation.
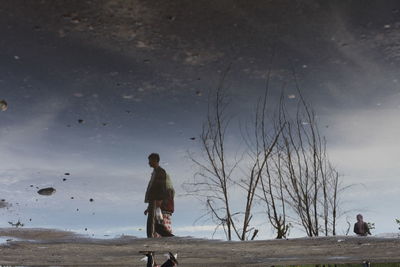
[353,214,371,236]
[144,153,174,237]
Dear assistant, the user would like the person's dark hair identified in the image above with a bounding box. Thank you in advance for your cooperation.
[148,153,160,162]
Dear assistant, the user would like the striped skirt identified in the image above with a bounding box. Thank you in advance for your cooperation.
[154,211,173,237]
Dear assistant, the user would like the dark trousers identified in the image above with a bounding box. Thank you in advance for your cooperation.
[146,201,156,238]
[146,201,174,238]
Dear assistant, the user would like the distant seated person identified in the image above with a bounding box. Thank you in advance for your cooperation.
[353,214,371,236]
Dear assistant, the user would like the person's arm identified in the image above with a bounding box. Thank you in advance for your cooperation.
[353,223,358,234]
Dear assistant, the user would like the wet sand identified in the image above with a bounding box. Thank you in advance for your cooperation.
[0,228,399,266]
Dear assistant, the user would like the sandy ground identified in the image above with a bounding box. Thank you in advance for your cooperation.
[0,228,400,266]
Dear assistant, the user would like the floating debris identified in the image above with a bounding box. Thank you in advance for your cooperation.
[78,119,85,124]
[71,197,74,199]
[62,178,67,181]
[37,187,56,196]
[8,220,24,228]
[0,99,8,111]
[195,90,202,96]
[64,173,70,175]
[0,200,10,209]
[190,137,196,140]
[89,198,94,202]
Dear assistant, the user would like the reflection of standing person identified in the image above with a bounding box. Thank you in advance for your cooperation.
[144,153,174,238]
[353,214,371,236]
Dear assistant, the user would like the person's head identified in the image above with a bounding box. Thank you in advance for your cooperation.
[356,214,363,222]
[148,153,160,168]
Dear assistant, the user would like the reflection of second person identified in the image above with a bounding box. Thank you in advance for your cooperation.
[353,214,371,236]
[144,153,174,238]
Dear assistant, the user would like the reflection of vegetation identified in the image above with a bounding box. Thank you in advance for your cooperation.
[367,222,375,231]
[8,220,24,228]
[185,71,348,240]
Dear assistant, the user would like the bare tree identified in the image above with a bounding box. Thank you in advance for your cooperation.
[241,81,289,239]
[185,71,283,240]
[273,83,343,237]
[184,70,240,240]
[185,70,347,239]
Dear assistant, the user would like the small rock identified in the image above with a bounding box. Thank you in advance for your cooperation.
[37,187,56,196]
[89,198,94,202]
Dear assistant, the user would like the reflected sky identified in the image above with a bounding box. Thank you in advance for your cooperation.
[1,0,400,239]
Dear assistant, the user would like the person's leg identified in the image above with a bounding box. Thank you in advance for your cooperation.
[146,201,156,238]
